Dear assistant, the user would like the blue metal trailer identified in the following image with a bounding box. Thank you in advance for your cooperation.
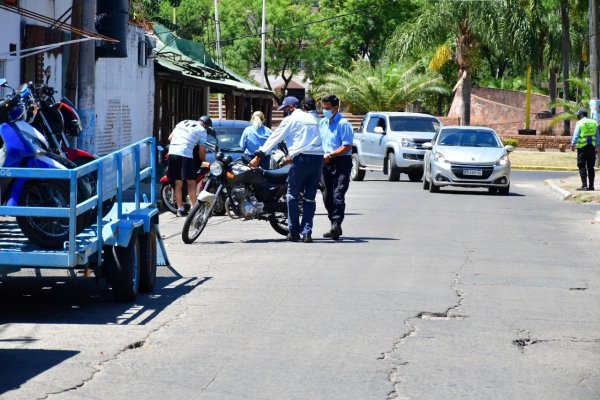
[0,137,169,301]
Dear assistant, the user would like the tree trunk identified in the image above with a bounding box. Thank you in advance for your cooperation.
[456,70,471,126]
[549,67,557,115]
[561,0,571,136]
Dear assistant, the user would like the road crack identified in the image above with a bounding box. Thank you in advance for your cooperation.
[383,250,472,399]
[40,307,190,400]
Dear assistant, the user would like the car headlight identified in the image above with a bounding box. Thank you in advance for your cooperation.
[209,161,223,176]
[401,138,416,148]
[496,155,509,166]
[434,151,447,163]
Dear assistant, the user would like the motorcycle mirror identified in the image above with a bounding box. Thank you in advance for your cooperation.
[0,78,7,87]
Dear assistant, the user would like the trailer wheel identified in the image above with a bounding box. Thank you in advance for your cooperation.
[139,226,157,293]
[106,236,141,302]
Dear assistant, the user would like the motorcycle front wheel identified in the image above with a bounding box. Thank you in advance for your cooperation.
[17,179,91,249]
[182,200,212,244]
[160,182,178,214]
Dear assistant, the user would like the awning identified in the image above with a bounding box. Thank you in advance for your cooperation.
[153,24,272,96]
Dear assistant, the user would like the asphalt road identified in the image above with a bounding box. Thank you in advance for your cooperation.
[0,170,599,400]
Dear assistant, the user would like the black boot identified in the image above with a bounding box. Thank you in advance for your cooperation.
[577,177,588,191]
[589,177,595,191]
[330,221,342,240]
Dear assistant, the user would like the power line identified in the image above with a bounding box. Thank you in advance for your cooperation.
[205,0,401,46]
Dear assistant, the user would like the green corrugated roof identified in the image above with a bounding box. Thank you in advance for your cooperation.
[153,24,272,95]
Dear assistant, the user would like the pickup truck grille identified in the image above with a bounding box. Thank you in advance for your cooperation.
[403,153,425,161]
[413,139,431,150]
[451,165,494,179]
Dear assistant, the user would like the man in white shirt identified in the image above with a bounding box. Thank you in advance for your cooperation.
[167,115,209,216]
[250,96,323,242]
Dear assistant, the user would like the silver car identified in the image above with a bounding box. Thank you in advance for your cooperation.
[422,126,513,195]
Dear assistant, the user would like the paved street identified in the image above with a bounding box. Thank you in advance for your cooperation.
[1,170,599,400]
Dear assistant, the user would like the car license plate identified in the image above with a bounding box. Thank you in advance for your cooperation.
[463,169,482,176]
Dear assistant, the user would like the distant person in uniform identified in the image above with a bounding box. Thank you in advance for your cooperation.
[571,108,599,191]
[303,96,320,121]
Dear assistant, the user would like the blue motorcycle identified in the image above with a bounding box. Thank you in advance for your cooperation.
[0,79,92,249]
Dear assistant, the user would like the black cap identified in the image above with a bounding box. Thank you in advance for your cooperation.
[303,97,316,110]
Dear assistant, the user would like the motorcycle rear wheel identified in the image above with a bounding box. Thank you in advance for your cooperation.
[182,200,212,244]
[17,179,91,249]
[160,182,179,214]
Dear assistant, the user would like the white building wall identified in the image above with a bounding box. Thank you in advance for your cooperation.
[0,9,24,95]
[94,25,154,155]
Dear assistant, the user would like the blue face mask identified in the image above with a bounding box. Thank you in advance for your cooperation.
[283,110,292,117]
[323,109,334,120]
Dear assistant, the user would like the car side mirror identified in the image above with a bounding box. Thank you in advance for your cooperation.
[422,142,433,150]
[374,126,385,134]
[504,145,514,153]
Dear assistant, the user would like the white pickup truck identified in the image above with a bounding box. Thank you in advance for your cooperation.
[351,112,442,182]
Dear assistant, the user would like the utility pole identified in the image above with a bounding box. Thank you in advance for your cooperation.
[214,0,223,119]
[260,0,266,88]
[77,0,96,153]
[591,0,600,167]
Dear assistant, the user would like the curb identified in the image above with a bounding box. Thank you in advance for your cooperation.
[544,179,572,200]
[512,165,578,171]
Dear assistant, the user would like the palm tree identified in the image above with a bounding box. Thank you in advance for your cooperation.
[314,60,448,115]
[550,77,591,126]
[385,1,498,125]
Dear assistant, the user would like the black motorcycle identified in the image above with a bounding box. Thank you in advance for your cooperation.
[181,152,294,244]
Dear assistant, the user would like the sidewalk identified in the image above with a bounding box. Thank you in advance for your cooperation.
[545,171,600,222]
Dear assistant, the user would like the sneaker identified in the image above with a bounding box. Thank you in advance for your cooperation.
[287,233,300,242]
[302,234,313,243]
[176,207,188,217]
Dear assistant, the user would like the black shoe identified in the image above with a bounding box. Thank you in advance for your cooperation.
[330,221,342,240]
[302,234,313,243]
[323,231,333,238]
[287,233,300,242]
[577,186,588,191]
[588,187,595,191]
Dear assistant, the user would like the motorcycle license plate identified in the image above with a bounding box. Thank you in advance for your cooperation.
[463,169,482,176]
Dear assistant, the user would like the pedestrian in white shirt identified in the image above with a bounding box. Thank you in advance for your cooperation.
[250,96,323,242]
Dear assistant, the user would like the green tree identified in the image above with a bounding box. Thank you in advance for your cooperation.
[385,0,498,125]
[314,60,448,114]
[217,0,319,102]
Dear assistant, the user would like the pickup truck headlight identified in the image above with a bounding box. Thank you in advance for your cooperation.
[401,138,416,148]
[434,151,447,163]
[496,154,509,166]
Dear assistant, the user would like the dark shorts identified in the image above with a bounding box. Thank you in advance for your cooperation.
[167,154,199,181]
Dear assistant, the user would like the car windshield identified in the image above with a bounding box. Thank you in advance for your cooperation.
[389,116,439,133]
[208,126,245,152]
[438,129,501,148]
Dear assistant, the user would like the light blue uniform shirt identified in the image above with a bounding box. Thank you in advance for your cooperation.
[319,112,354,155]
[240,125,272,156]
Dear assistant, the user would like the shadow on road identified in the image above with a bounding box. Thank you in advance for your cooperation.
[432,189,524,197]
[0,265,210,326]
[0,348,79,395]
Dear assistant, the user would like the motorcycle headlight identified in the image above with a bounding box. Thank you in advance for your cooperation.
[496,154,509,166]
[434,151,447,163]
[209,161,223,176]
[401,138,416,148]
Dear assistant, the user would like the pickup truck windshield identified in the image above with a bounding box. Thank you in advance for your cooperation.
[389,117,438,132]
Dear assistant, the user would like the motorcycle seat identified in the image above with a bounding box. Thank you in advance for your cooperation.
[262,164,290,184]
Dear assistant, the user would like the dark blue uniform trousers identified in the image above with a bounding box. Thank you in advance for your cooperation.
[287,153,323,235]
[322,155,351,223]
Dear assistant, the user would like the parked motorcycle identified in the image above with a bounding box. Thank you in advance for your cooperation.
[27,82,114,216]
[0,79,92,249]
[181,153,294,244]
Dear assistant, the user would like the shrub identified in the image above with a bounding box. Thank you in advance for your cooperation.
[502,138,519,148]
